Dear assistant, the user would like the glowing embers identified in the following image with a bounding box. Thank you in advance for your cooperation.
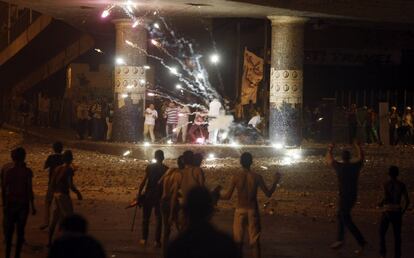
[206,153,216,161]
[123,150,131,156]
[280,148,302,166]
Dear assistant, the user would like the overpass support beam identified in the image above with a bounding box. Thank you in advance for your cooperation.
[112,19,148,142]
[268,16,307,146]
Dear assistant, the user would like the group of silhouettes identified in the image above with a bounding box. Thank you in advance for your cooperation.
[0,140,410,258]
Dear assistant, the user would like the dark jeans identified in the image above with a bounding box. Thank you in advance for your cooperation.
[4,203,29,258]
[77,119,87,139]
[142,202,162,243]
[348,123,357,144]
[380,211,402,258]
[337,205,366,246]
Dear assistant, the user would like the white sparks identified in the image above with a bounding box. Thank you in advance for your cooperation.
[153,23,160,29]
[132,20,140,28]
[126,85,134,89]
[121,94,128,98]
[207,153,216,161]
[143,142,151,147]
[123,150,131,156]
[101,9,111,18]
[143,65,150,70]
[272,143,284,149]
[151,158,157,163]
[197,73,204,79]
[94,48,103,54]
[167,139,173,144]
[230,141,240,148]
[175,84,182,89]
[151,39,160,46]
[125,40,134,46]
[139,79,146,85]
[169,67,178,75]
[147,92,155,97]
[196,137,205,144]
[260,166,268,170]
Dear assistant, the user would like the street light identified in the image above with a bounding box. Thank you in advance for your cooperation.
[210,53,220,64]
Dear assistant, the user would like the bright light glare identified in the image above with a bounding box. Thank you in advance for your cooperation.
[94,48,103,53]
[286,149,302,160]
[101,9,111,18]
[196,137,205,144]
[143,65,150,70]
[121,94,128,98]
[144,142,151,147]
[272,143,284,149]
[147,92,155,97]
[176,84,182,89]
[230,141,240,148]
[126,85,133,89]
[151,39,160,46]
[167,139,173,144]
[260,166,268,170]
[151,158,157,163]
[153,23,160,29]
[115,57,125,65]
[197,73,203,79]
[139,79,146,85]
[207,153,216,161]
[220,132,228,140]
[210,53,220,64]
[123,150,131,156]
[281,156,293,166]
[318,117,324,121]
[132,20,140,28]
[169,67,178,75]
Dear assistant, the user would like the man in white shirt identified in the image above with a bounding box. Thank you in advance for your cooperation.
[208,99,222,144]
[144,104,158,143]
[176,105,191,143]
[248,111,262,131]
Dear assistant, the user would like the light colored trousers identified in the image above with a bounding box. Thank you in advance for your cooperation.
[233,208,261,258]
[176,121,188,143]
[143,123,155,142]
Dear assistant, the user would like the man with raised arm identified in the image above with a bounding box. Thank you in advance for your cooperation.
[326,142,366,253]
[221,152,281,258]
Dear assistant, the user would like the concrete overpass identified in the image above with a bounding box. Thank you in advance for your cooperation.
[2,0,413,145]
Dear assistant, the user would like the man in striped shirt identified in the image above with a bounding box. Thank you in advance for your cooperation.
[164,101,179,143]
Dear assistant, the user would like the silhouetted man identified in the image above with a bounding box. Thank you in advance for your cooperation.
[40,141,64,230]
[221,152,281,258]
[378,166,410,258]
[160,156,185,252]
[49,150,83,246]
[48,215,106,258]
[165,186,240,258]
[327,142,366,253]
[2,147,36,258]
[137,150,168,247]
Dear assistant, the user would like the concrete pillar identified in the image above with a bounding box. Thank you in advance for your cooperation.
[268,16,306,146]
[112,19,147,142]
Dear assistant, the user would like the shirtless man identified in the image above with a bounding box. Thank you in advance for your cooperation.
[221,152,281,258]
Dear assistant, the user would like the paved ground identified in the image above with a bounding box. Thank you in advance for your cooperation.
[0,128,413,258]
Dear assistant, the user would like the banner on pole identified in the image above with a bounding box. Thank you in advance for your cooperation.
[241,48,264,105]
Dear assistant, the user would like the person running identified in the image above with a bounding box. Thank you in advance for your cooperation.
[40,142,64,230]
[1,147,36,258]
[165,186,241,258]
[160,156,185,252]
[176,105,191,143]
[326,142,366,253]
[143,104,158,143]
[48,150,83,246]
[378,166,410,258]
[137,150,168,247]
[221,152,281,258]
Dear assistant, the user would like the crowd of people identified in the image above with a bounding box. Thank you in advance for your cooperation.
[0,140,410,258]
